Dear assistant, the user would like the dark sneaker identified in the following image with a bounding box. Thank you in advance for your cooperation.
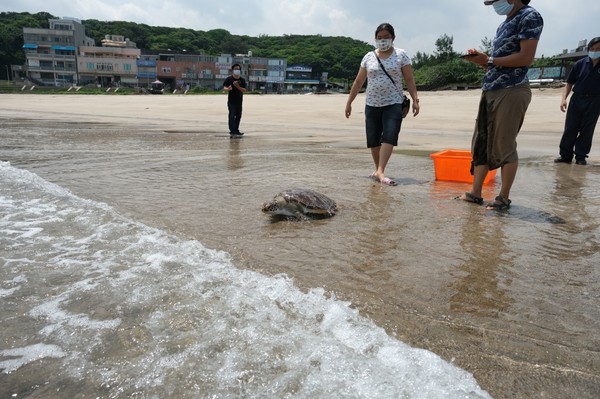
[575,159,587,165]
[236,132,245,136]
[554,157,572,164]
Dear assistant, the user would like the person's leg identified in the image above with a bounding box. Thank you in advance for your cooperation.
[458,164,488,204]
[485,161,517,209]
[498,161,518,199]
[375,143,394,180]
[365,105,383,177]
[371,146,381,171]
[459,93,489,204]
[574,97,600,162]
[234,102,243,134]
[486,85,531,209]
[227,102,236,134]
[374,103,402,184]
[558,96,584,161]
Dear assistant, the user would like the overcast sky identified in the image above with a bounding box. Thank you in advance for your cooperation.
[3,0,597,57]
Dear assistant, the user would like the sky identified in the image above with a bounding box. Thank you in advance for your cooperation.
[2,0,598,58]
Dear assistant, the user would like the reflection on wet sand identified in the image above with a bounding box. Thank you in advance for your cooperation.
[451,212,514,318]
[550,164,600,236]
[227,138,244,171]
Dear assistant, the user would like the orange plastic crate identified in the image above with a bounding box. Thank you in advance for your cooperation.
[430,149,496,184]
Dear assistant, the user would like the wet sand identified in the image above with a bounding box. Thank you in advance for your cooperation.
[1,90,599,398]
[0,89,572,153]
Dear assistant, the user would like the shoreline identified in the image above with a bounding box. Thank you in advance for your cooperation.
[0,88,581,158]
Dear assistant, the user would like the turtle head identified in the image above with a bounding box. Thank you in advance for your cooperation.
[262,200,280,214]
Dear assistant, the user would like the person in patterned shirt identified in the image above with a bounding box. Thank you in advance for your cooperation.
[457,0,543,210]
[345,23,420,186]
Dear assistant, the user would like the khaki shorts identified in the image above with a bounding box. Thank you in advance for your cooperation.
[471,84,532,171]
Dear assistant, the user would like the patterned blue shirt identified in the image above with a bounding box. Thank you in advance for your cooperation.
[483,5,544,91]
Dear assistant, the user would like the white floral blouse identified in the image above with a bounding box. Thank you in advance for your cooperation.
[361,48,412,107]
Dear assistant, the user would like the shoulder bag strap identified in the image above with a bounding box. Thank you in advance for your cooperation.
[374,51,396,86]
[373,51,410,117]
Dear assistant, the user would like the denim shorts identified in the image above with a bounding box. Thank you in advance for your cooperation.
[365,103,403,148]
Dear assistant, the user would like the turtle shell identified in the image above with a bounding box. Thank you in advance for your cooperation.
[263,189,337,218]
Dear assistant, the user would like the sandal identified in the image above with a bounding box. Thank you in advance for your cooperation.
[380,177,397,186]
[486,195,511,211]
[455,192,483,205]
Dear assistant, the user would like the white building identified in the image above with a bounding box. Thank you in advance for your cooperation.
[77,35,141,87]
[22,17,94,86]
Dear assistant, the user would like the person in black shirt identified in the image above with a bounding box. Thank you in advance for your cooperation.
[223,63,247,138]
[555,36,600,165]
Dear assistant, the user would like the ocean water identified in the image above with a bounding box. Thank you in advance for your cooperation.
[1,117,599,398]
[0,162,491,398]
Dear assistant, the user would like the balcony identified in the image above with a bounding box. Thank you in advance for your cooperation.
[27,53,76,61]
[27,66,77,72]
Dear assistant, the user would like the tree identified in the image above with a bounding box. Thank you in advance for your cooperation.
[434,34,457,63]
[479,36,493,54]
[412,51,434,69]
[0,12,52,68]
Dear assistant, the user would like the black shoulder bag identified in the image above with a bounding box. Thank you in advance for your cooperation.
[374,51,410,118]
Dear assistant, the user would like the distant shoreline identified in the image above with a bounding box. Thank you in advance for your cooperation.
[0,88,583,160]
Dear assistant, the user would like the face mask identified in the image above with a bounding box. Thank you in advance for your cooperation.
[493,0,514,16]
[376,39,393,52]
[233,69,241,76]
[589,51,600,59]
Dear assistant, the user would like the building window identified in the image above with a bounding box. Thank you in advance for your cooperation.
[124,64,132,71]
[86,62,94,70]
[161,67,171,73]
[96,63,113,71]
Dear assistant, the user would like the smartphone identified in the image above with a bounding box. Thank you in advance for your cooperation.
[459,53,478,58]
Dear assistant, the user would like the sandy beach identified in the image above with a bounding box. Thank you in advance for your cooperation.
[1,89,599,398]
[0,88,577,154]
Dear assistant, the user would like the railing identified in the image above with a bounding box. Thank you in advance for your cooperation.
[26,78,72,87]
[27,54,76,61]
[79,54,139,59]
[27,66,77,72]
[23,40,75,47]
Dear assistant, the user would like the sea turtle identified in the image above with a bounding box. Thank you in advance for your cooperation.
[262,189,337,219]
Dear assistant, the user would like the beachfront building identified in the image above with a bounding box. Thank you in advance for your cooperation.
[213,52,286,93]
[22,17,95,87]
[285,65,327,93]
[154,52,218,90]
[137,55,158,88]
[19,17,319,92]
[556,39,590,62]
[527,39,590,87]
[77,35,141,87]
